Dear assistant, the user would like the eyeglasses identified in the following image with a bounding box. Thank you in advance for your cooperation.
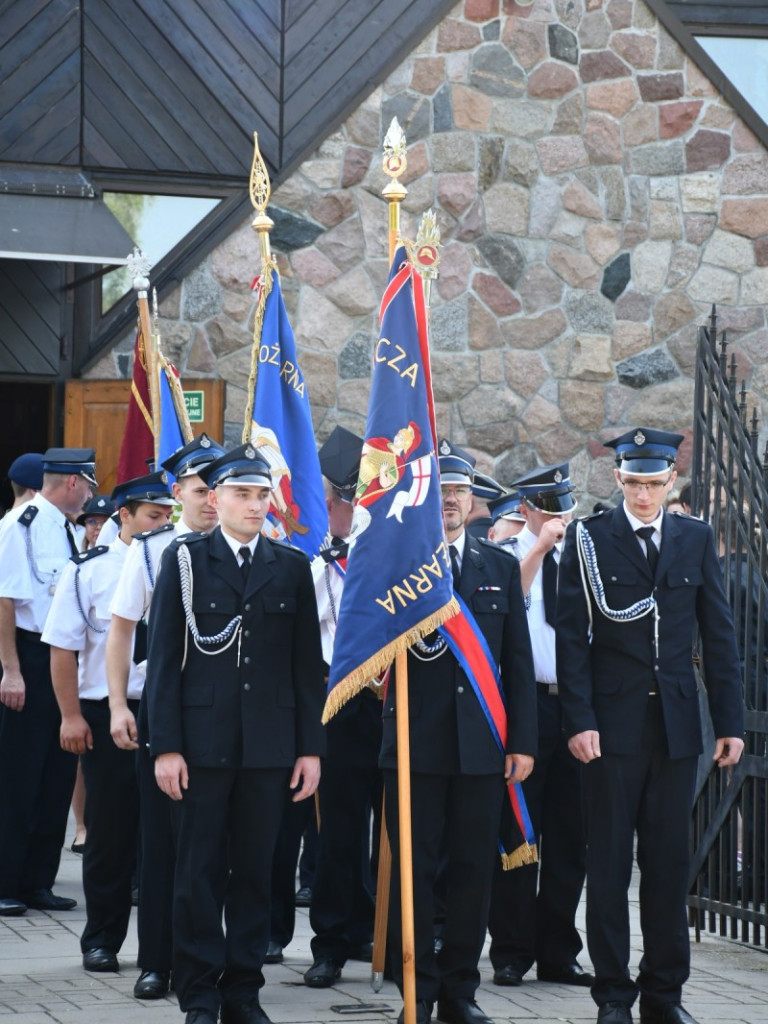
[619,476,672,493]
[441,485,472,499]
[84,517,107,526]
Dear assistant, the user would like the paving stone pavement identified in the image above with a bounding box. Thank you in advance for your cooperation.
[1,841,766,1024]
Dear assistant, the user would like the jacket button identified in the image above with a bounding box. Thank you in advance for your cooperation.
[220,758,227,764]
[684,577,689,583]
[244,656,251,665]
[491,603,497,610]
[611,575,617,582]
[280,602,285,609]
[244,603,251,612]
[210,602,216,608]
[457,686,464,694]
[244,683,251,691]
[244,630,250,638]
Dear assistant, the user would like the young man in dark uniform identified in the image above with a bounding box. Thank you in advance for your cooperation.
[381,440,537,1024]
[556,428,744,1024]
[145,443,325,1024]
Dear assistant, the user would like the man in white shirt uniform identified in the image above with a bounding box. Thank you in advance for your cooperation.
[44,472,175,972]
[0,448,97,916]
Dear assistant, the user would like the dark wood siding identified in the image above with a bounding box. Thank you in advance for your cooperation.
[0,261,65,377]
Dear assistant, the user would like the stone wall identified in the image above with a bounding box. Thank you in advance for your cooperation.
[88,0,768,508]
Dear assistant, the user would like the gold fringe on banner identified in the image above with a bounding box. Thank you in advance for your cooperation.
[501,842,538,871]
[242,262,274,442]
[321,596,460,724]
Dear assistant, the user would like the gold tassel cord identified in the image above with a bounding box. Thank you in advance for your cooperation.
[501,842,538,871]
[321,597,460,724]
[242,262,274,442]
[158,352,194,444]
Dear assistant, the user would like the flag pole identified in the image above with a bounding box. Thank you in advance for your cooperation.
[373,117,418,1024]
[129,249,161,466]
[243,132,276,439]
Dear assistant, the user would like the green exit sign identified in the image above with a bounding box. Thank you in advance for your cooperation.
[184,391,204,422]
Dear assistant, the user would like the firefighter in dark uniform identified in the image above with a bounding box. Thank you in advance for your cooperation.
[489,463,593,988]
[145,443,326,1024]
[556,428,744,1024]
[381,440,538,1024]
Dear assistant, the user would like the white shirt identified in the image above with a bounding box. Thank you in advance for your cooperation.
[42,537,144,700]
[311,536,353,666]
[110,519,194,624]
[219,529,259,565]
[0,493,77,633]
[514,524,559,685]
[622,503,663,558]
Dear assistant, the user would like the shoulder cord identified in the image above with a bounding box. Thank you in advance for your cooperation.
[143,540,155,591]
[412,632,448,661]
[575,521,659,653]
[176,543,242,670]
[74,565,106,633]
[25,528,55,585]
[323,564,338,629]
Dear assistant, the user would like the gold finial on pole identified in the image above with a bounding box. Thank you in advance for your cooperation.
[382,117,408,263]
[249,131,275,270]
[408,209,441,306]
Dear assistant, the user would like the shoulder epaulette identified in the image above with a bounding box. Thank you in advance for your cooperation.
[267,536,310,561]
[320,542,349,563]
[19,506,39,527]
[134,522,176,542]
[478,536,516,558]
[174,531,207,545]
[670,510,701,522]
[73,544,109,564]
[578,508,605,522]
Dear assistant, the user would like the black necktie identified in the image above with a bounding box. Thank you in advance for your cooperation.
[449,544,461,591]
[65,520,79,557]
[542,549,558,627]
[636,526,658,578]
[238,545,252,584]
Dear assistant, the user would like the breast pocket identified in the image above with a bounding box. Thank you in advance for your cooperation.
[666,567,703,589]
[263,595,297,645]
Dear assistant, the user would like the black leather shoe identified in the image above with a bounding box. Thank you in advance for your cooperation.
[597,1003,633,1024]
[133,970,170,998]
[264,941,283,964]
[398,1000,433,1024]
[83,947,119,972]
[493,965,523,986]
[295,886,312,906]
[0,897,27,916]
[185,1011,218,1024]
[21,888,76,911]
[436,997,494,1024]
[303,958,342,988]
[537,961,595,986]
[220,998,272,1024]
[640,1004,698,1024]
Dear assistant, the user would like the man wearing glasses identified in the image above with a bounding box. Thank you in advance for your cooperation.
[556,428,744,1024]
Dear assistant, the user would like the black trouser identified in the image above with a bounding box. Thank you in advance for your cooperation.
[136,695,176,972]
[384,770,504,1004]
[488,688,586,973]
[173,766,290,1015]
[79,698,139,952]
[0,630,77,897]
[269,794,315,947]
[309,750,381,963]
[583,698,697,1010]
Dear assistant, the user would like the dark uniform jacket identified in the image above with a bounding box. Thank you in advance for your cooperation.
[556,506,744,759]
[380,535,537,774]
[146,528,326,768]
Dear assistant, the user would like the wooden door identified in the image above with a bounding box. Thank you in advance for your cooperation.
[64,378,226,495]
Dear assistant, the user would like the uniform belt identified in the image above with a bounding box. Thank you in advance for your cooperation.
[16,627,42,641]
[537,682,558,695]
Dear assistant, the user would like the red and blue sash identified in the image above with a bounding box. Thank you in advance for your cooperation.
[439,594,538,870]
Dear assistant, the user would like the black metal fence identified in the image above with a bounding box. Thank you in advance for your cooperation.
[689,306,768,946]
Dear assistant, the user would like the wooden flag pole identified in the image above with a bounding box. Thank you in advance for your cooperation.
[371,117,417,1024]
[129,249,161,466]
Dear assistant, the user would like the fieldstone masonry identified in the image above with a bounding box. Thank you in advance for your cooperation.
[88,0,768,507]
